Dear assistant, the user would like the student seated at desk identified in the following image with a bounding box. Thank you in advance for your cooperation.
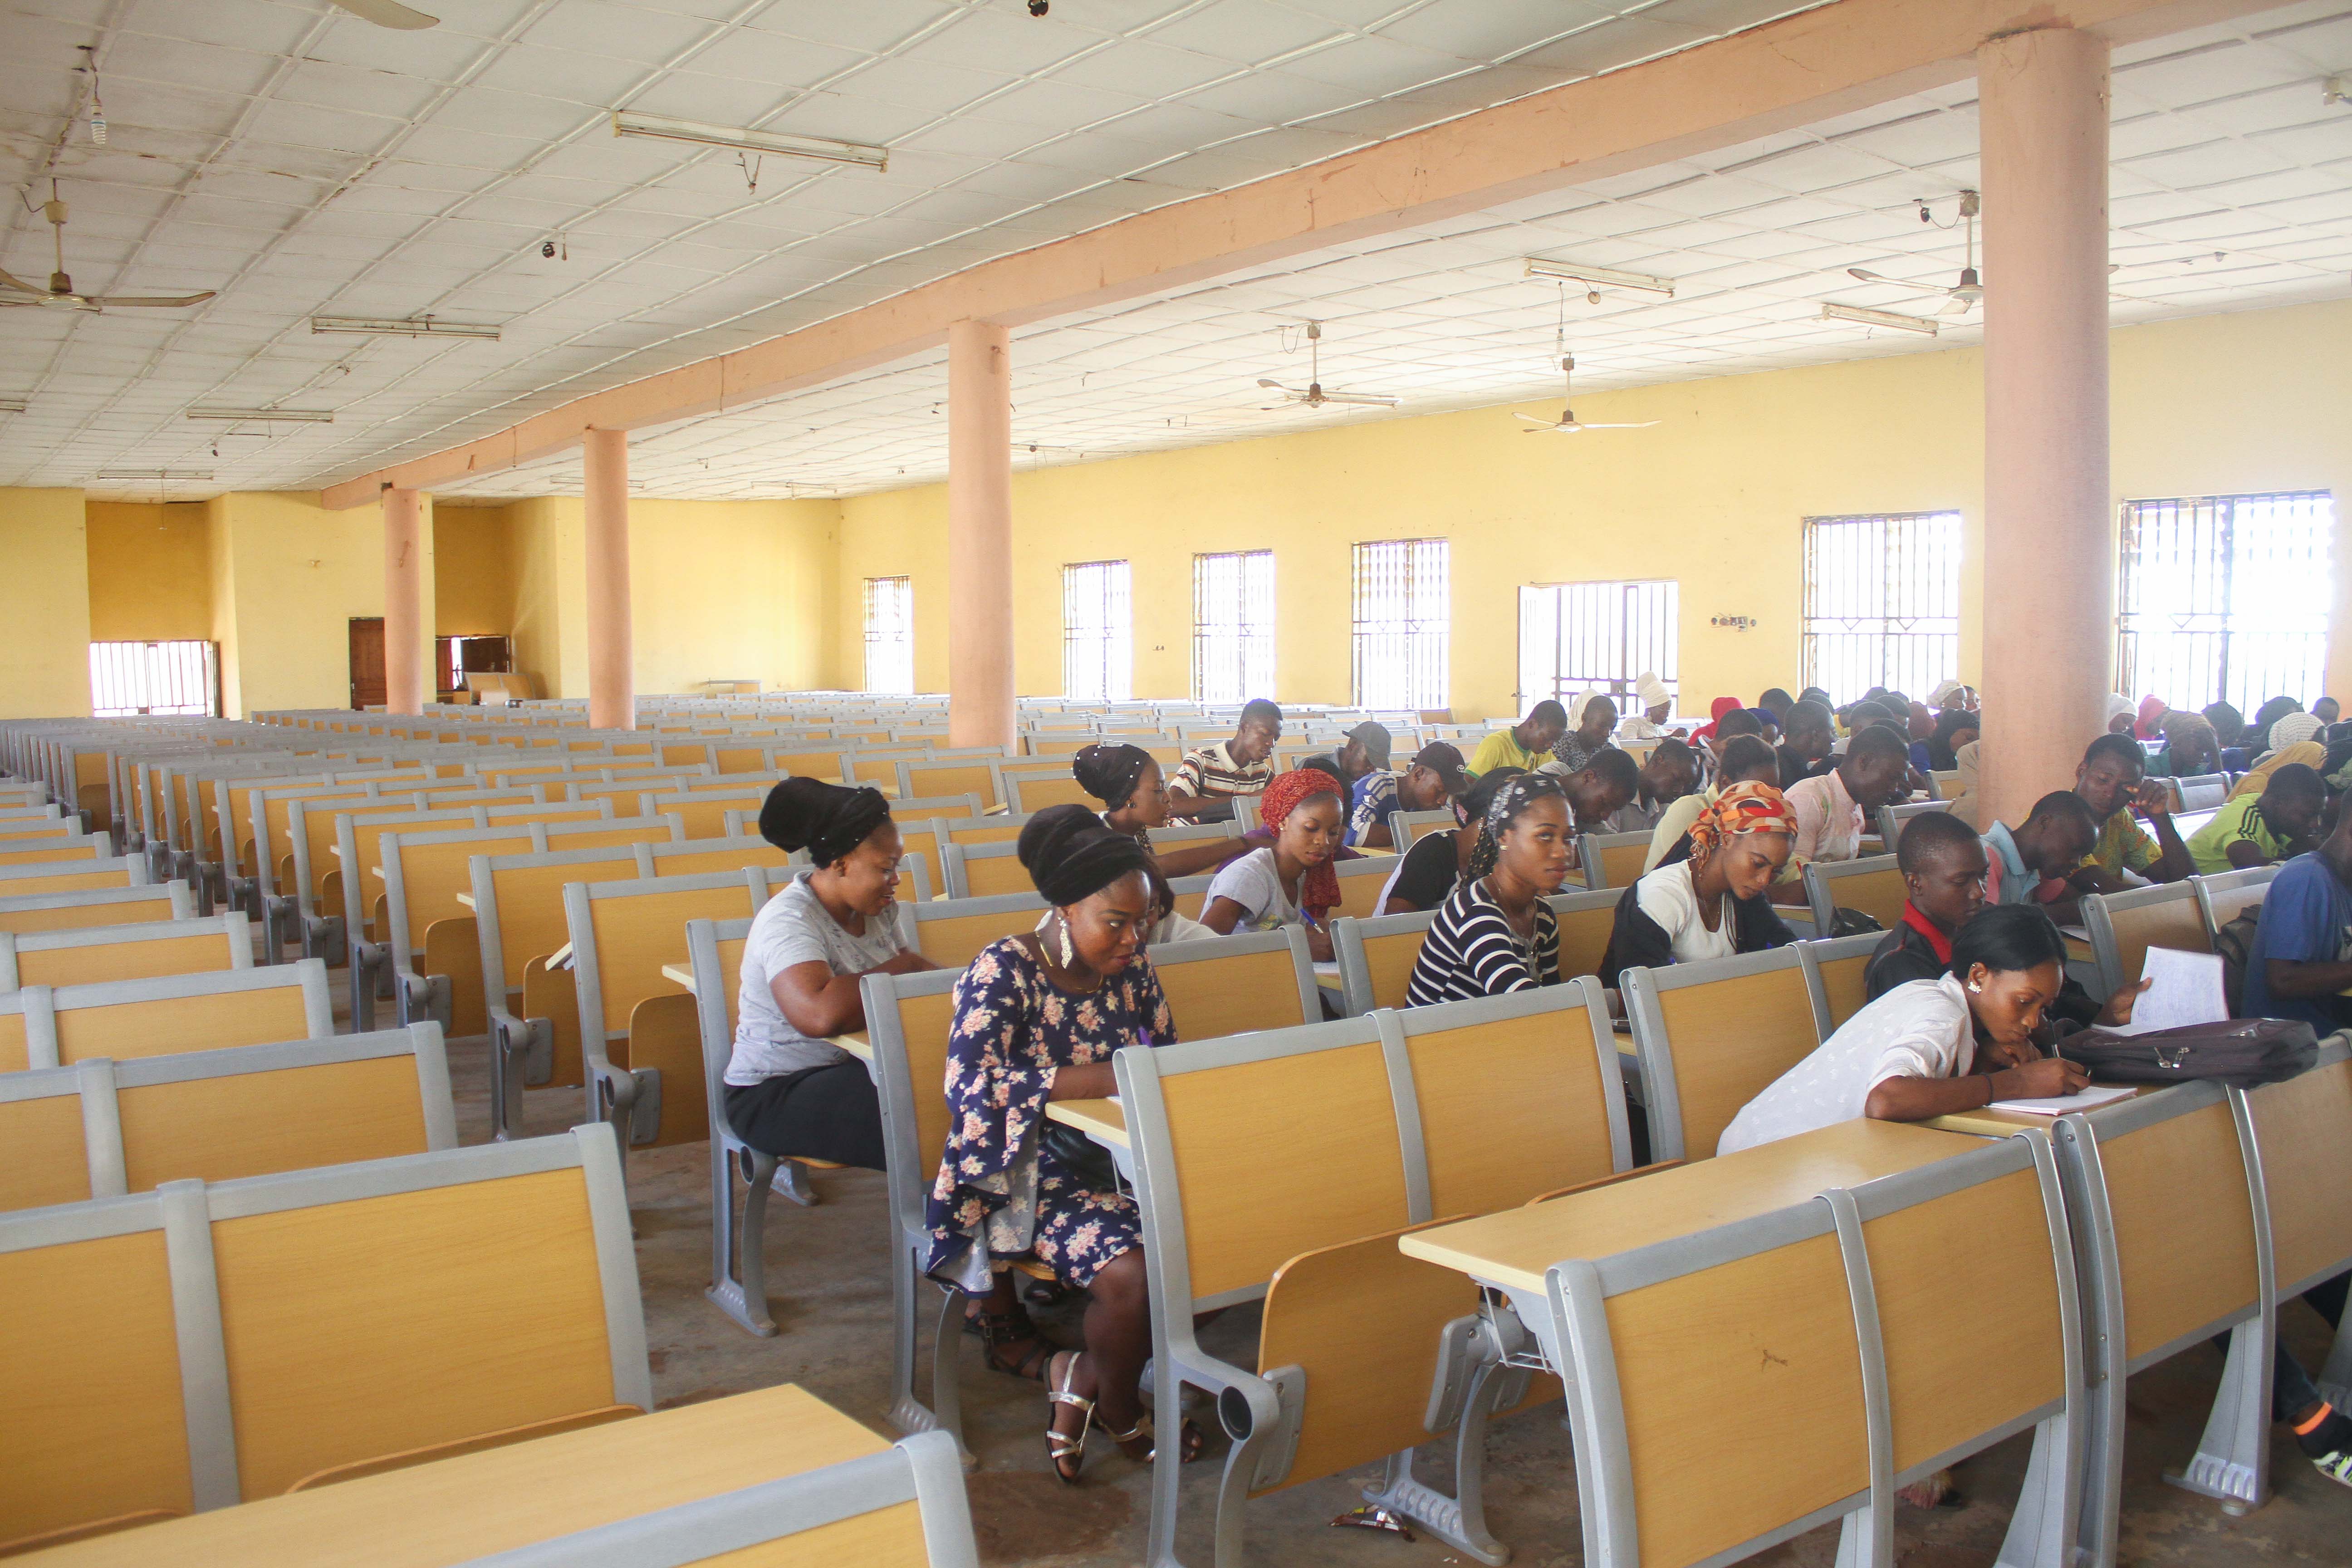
[1983,791,2100,912]
[1776,699,1837,789]
[2148,711,2223,779]
[1539,745,1639,837]
[1202,767,1344,961]
[1923,706,1978,773]
[1615,671,1676,740]
[2241,799,2352,1033]
[1075,743,1248,881]
[2230,737,2327,802]
[2072,732,2193,894]
[1297,721,1387,814]
[1166,698,1280,821]
[1375,767,1523,915]
[1345,741,1468,849]
[725,779,939,1173]
[1870,809,2138,1033]
[1646,736,1805,892]
[1405,774,1570,1005]
[1602,738,1698,836]
[2187,762,2324,876]
[1467,700,1567,778]
[1786,722,1913,865]
[1718,905,2087,1156]
[924,808,1200,1481]
[1602,782,1797,985]
[1548,693,1618,774]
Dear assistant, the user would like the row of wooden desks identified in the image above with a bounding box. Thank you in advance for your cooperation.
[20,1384,882,1566]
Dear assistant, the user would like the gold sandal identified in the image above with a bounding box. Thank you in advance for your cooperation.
[1100,1411,1207,1465]
[1047,1351,1093,1485]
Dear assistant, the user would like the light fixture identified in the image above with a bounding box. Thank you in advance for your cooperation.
[1820,302,1940,336]
[186,407,334,423]
[610,110,889,171]
[2326,75,2347,107]
[0,398,25,414]
[310,314,501,339]
[94,469,215,481]
[1523,258,1676,297]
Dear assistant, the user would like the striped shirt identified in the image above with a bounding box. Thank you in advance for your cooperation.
[1404,878,1561,1007]
[1171,740,1271,801]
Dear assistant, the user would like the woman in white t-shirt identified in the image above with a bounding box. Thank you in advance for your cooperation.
[1602,780,1798,985]
[1200,767,1346,960]
[1717,904,2088,1155]
[725,779,938,1173]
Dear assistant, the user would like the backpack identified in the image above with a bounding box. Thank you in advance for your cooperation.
[2211,908,2261,1016]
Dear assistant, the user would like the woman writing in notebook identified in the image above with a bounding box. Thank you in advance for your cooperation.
[1716,905,2090,1155]
[1198,767,1346,961]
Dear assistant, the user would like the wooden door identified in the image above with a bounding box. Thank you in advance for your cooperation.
[348,618,386,710]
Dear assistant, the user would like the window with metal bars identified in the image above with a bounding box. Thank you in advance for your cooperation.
[2116,491,2332,715]
[862,576,914,695]
[89,640,219,717]
[1352,539,1449,710]
[1802,512,1963,703]
[1062,560,1132,702]
[1192,550,1275,703]
[1518,580,1677,711]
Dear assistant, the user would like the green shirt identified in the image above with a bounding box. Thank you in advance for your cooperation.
[2081,807,2160,879]
[1467,729,1544,778]
[2185,794,2292,876]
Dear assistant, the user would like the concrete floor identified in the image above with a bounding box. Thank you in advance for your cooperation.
[444,1031,2347,1568]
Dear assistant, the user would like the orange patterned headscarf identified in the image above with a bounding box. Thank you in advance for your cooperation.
[1686,780,1798,870]
[1260,767,1346,920]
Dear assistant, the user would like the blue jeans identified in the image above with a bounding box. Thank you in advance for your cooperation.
[2264,1271,2348,1421]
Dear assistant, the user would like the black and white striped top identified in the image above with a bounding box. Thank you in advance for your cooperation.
[1404,877,1561,1007]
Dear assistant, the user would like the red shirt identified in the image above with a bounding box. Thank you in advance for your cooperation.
[1899,902,1954,965]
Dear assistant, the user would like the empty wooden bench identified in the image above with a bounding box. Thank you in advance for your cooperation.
[0,960,333,1073]
[0,1024,455,1213]
[0,911,250,991]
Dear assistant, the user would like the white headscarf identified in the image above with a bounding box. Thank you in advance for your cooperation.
[2103,693,2136,725]
[1633,671,1670,708]
[2270,711,2326,753]
[1929,677,1965,709]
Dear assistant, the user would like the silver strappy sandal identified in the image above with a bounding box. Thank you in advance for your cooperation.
[1047,1350,1093,1485]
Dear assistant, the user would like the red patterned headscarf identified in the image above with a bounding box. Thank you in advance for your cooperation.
[1686,780,1798,870]
[1260,767,1346,920]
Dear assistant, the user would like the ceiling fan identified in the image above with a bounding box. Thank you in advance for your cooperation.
[329,0,440,27]
[0,182,216,314]
[1848,189,1982,316]
[1515,355,1657,434]
[1256,322,1399,409]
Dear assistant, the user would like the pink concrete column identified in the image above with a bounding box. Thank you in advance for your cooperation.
[947,318,1014,748]
[381,485,425,716]
[582,427,635,731]
[1977,26,2111,830]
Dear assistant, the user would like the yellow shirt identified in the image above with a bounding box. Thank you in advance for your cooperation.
[2081,808,2160,879]
[1467,729,1545,778]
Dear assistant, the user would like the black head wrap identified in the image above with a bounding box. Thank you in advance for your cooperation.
[759,776,892,867]
[1017,804,1154,907]
[1072,743,1154,810]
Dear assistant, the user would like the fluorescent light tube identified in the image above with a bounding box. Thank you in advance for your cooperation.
[94,469,215,481]
[310,315,501,339]
[186,407,334,423]
[0,398,25,414]
[611,111,889,171]
[1820,303,1939,336]
[1523,258,1676,296]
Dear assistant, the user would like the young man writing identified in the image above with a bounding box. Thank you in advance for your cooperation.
[1469,701,1568,777]
[1166,699,1281,820]
[1346,741,1468,849]
[1777,699,1836,789]
[1603,739,1698,835]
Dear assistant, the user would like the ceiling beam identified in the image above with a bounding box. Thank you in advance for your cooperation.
[320,0,2289,508]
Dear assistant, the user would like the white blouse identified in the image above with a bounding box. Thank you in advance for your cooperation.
[1633,860,1737,965]
[1715,975,1979,1156]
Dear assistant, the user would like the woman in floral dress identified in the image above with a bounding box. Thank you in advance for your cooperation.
[925,805,1203,1481]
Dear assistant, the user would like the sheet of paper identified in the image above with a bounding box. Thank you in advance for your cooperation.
[1989,1084,2139,1117]
[2102,946,2230,1035]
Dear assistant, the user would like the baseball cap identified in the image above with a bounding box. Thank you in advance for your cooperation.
[1346,720,1393,770]
[1410,741,1469,796]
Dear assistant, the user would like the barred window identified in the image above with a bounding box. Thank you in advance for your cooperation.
[89,640,219,717]
[862,576,914,695]
[1518,580,1677,711]
[1192,550,1274,703]
[1352,539,1449,710]
[1802,511,1962,703]
[2117,491,2332,714]
[1063,560,1132,702]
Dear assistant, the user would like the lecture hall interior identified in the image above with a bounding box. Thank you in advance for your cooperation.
[2,0,2352,1565]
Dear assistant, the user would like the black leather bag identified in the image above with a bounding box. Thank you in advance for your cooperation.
[1038,1119,1121,1192]
[2064,1017,2320,1090]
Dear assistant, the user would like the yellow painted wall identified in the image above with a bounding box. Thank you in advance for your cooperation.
[434,505,514,635]
[85,503,213,642]
[832,296,2352,718]
[505,497,586,701]
[207,491,387,716]
[0,488,93,718]
[628,498,838,696]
